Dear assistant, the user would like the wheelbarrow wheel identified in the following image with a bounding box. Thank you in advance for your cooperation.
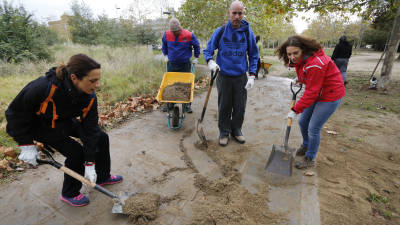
[172,106,180,127]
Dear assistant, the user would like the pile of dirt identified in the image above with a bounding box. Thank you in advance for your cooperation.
[188,174,285,225]
[162,82,191,101]
[123,193,161,225]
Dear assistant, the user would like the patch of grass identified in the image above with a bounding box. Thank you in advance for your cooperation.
[349,137,363,143]
[343,73,400,114]
[383,211,392,219]
[367,193,388,203]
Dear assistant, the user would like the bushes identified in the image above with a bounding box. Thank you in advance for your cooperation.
[0,1,56,62]
[68,1,158,47]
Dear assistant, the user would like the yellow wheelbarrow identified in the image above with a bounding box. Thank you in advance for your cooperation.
[260,60,272,78]
[156,65,195,129]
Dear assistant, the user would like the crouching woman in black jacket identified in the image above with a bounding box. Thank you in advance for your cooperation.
[5,54,122,207]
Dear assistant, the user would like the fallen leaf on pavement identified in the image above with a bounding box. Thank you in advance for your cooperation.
[304,171,315,176]
[326,130,338,135]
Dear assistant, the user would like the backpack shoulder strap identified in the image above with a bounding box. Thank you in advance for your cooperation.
[216,25,226,49]
[36,81,59,128]
[81,92,97,120]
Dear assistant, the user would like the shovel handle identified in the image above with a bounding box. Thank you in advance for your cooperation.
[199,69,219,122]
[37,159,118,199]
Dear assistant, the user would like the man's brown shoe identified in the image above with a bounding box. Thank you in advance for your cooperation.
[219,137,229,146]
[233,135,245,144]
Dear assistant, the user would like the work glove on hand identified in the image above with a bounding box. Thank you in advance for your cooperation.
[245,75,255,90]
[207,60,219,72]
[163,55,169,63]
[84,162,97,183]
[192,58,199,65]
[18,145,39,166]
[287,111,297,120]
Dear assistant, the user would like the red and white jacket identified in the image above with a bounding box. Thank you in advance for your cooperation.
[291,49,345,113]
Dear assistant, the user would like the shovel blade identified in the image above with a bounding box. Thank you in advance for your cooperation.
[112,191,136,214]
[265,144,295,177]
[196,119,207,146]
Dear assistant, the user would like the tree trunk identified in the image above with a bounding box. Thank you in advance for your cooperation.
[378,6,400,90]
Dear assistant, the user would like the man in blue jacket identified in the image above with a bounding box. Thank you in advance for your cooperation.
[162,18,200,113]
[203,0,258,146]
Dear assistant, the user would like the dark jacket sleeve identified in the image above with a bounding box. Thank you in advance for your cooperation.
[5,77,47,145]
[331,45,338,60]
[80,95,101,162]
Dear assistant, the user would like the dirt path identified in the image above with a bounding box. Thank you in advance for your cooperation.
[265,53,400,224]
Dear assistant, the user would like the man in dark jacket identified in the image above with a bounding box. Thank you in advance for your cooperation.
[331,35,352,85]
[203,0,259,146]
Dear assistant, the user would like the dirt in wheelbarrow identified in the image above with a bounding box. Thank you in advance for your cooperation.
[162,82,191,101]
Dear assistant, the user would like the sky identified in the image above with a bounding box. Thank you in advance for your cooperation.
[19,0,312,33]
[19,0,183,21]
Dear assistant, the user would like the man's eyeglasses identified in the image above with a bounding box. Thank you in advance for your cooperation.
[231,12,243,16]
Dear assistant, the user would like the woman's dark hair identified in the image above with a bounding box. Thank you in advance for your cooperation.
[56,54,101,80]
[275,35,322,66]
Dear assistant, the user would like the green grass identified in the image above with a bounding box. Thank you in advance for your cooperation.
[367,193,388,203]
[0,44,166,148]
[343,73,400,114]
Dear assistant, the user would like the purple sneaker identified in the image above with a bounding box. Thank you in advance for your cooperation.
[60,193,89,207]
[97,175,123,186]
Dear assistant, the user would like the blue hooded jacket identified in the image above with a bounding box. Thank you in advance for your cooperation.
[203,20,258,76]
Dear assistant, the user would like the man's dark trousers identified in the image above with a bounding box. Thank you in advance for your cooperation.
[216,73,247,138]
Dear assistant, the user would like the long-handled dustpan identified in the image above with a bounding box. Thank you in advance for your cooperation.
[265,82,302,176]
[196,69,219,146]
[37,147,134,214]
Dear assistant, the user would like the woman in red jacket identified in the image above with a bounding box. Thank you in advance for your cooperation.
[276,35,345,169]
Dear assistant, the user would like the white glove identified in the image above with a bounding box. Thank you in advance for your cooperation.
[84,162,97,183]
[287,111,297,120]
[245,76,255,90]
[18,145,38,166]
[207,60,219,72]
[291,77,298,84]
[192,58,199,64]
[164,55,169,63]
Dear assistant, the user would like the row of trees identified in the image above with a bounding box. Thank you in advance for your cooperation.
[68,1,160,46]
[0,0,166,63]
[177,0,399,89]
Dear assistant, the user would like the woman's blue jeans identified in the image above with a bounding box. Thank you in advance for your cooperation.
[298,98,343,160]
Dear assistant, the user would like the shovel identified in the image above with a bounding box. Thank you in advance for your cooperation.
[37,147,134,214]
[196,69,219,146]
[265,81,302,176]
